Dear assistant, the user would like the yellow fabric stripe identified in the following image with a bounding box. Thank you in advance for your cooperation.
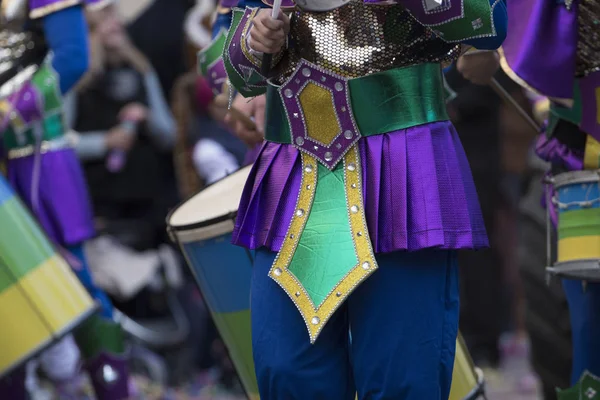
[558,235,600,262]
[584,135,600,170]
[0,256,94,374]
[449,335,478,399]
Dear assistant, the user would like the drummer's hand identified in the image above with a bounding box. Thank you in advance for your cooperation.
[457,50,500,85]
[225,93,265,147]
[249,9,290,54]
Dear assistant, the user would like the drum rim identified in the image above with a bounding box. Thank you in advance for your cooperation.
[552,169,600,188]
[166,166,251,233]
[0,303,98,379]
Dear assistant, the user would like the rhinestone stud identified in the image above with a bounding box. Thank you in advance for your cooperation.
[101,364,119,384]
[335,82,343,92]
[305,165,313,173]
[274,268,282,276]
[295,137,305,146]
[311,317,320,325]
[284,89,293,98]
[302,68,311,77]
[347,163,356,172]
[324,152,333,162]
[362,262,370,270]
[344,130,353,139]
[296,209,305,217]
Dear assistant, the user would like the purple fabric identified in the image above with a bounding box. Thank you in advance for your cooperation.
[535,133,584,171]
[206,59,227,97]
[243,142,262,165]
[579,71,600,142]
[502,0,578,99]
[7,149,95,246]
[5,83,44,129]
[232,121,488,253]
[86,352,130,400]
[0,367,26,400]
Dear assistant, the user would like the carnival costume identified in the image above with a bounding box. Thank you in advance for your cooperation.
[500,0,600,392]
[0,0,131,398]
[197,0,508,397]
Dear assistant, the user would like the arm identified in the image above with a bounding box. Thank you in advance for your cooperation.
[42,6,89,94]
[142,70,177,150]
[64,94,110,161]
[222,0,288,98]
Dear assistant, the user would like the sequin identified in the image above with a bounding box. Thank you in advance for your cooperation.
[576,0,600,77]
[273,0,459,83]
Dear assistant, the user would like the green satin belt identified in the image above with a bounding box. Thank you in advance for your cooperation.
[265,62,449,144]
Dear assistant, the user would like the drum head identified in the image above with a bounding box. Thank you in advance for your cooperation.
[169,166,252,230]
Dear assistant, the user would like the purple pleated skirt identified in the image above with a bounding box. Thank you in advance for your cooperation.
[7,149,95,246]
[232,120,488,253]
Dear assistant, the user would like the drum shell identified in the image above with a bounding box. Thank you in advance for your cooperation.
[174,226,259,400]
[0,177,96,377]
[550,170,600,280]
[449,334,485,400]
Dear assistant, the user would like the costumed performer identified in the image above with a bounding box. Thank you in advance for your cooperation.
[0,0,132,398]
[220,0,507,398]
[500,0,600,392]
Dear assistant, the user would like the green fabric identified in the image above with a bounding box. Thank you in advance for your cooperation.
[223,9,267,98]
[31,63,61,113]
[557,371,600,400]
[288,163,358,308]
[3,113,65,150]
[198,30,227,77]
[432,0,494,42]
[212,310,259,395]
[0,197,55,294]
[558,208,600,240]
[74,315,126,359]
[265,63,448,144]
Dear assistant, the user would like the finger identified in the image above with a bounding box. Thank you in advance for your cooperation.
[261,16,284,31]
[250,30,276,50]
[253,22,285,42]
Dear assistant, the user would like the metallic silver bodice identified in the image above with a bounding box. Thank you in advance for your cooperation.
[576,0,600,77]
[0,0,46,99]
[275,0,459,82]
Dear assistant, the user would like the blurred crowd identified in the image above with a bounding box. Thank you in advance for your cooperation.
[42,0,568,398]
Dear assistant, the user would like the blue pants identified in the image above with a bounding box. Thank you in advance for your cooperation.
[67,243,114,319]
[563,279,600,384]
[251,249,460,400]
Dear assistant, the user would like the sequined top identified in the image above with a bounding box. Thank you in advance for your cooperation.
[576,0,600,77]
[274,0,460,82]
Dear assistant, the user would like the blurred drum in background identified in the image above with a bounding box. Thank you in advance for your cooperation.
[547,170,600,281]
[167,165,259,400]
[0,175,96,378]
[450,334,486,400]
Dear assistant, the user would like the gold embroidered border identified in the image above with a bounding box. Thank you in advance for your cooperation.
[268,145,378,343]
[29,0,80,19]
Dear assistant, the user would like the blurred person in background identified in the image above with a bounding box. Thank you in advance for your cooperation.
[65,3,176,252]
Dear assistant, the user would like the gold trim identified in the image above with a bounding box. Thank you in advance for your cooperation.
[217,5,231,14]
[269,146,377,343]
[240,8,263,68]
[7,136,73,159]
[498,47,574,108]
[29,0,80,19]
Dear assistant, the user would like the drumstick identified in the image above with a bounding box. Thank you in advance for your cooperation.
[260,0,283,77]
[489,77,541,134]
